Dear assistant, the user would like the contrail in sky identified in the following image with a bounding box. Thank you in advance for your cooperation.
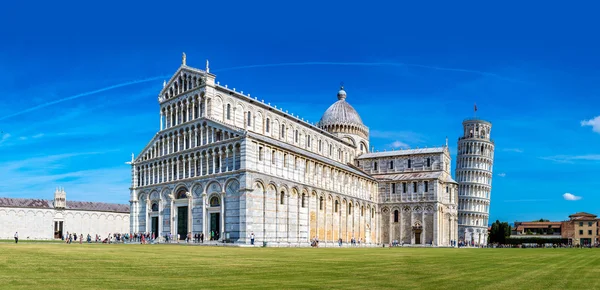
[0,61,519,121]
[213,61,522,83]
[0,75,171,121]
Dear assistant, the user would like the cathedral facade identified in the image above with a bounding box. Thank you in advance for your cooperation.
[129,55,462,246]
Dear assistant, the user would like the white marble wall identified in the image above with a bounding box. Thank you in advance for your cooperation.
[0,207,129,240]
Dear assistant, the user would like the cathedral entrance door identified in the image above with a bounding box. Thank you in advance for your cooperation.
[414,229,422,245]
[177,206,188,240]
[210,213,220,240]
[151,217,159,236]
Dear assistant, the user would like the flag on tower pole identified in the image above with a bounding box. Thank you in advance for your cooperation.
[474,103,477,118]
[474,103,478,112]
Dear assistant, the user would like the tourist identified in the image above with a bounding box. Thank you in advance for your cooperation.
[250,232,255,245]
[338,238,342,247]
[200,232,204,243]
[14,232,18,244]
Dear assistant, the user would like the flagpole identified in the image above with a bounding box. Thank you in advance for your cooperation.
[474,103,477,119]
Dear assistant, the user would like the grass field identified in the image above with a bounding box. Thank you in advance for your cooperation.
[1,244,599,290]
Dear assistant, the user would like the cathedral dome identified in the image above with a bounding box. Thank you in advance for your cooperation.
[318,86,364,128]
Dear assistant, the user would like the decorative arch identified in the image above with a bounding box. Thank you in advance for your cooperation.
[206,181,222,194]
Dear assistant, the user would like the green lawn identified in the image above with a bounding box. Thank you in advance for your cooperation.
[0,244,599,289]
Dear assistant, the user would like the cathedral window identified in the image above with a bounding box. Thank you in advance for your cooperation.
[295,130,299,143]
[151,203,158,212]
[319,196,324,210]
[389,161,394,169]
[335,200,339,213]
[283,154,287,167]
[348,203,352,215]
[413,182,417,192]
[294,157,298,169]
[394,210,399,223]
[272,150,276,165]
[402,182,407,193]
[281,124,285,138]
[226,104,231,120]
[266,118,270,133]
[329,145,333,156]
[258,146,263,161]
[373,161,378,171]
[426,158,431,167]
[318,140,322,152]
[361,206,364,216]
[280,192,285,205]
[371,208,375,218]
[247,112,252,126]
[408,159,411,168]
[391,183,396,194]
[446,186,449,193]
[424,181,429,192]
[301,194,306,208]
[307,135,311,148]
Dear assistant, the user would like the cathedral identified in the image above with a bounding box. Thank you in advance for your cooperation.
[129,54,493,246]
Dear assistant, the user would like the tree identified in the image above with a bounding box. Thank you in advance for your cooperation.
[535,218,550,222]
[489,220,511,244]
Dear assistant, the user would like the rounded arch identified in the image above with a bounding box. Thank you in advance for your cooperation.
[192,182,204,198]
[174,184,190,199]
[341,135,356,146]
[149,190,159,200]
[225,178,240,196]
[291,186,300,197]
[206,181,222,194]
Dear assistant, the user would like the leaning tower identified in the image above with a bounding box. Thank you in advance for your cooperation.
[456,118,494,246]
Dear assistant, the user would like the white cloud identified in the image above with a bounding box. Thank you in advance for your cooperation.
[581,116,600,133]
[389,140,410,149]
[32,133,44,138]
[502,148,523,153]
[563,193,582,201]
[497,173,506,177]
[540,155,600,163]
[0,151,127,203]
[0,133,10,145]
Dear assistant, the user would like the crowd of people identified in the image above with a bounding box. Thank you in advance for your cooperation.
[55,231,227,245]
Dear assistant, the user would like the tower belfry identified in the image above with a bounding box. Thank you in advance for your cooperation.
[54,187,66,209]
[455,113,494,246]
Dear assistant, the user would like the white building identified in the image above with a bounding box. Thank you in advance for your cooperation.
[129,54,465,246]
[456,118,495,245]
[0,188,129,240]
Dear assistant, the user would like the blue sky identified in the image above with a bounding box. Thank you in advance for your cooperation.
[1,0,600,223]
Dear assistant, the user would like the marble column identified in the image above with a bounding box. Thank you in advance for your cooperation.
[220,192,226,241]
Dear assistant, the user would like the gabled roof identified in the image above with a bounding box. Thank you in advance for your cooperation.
[357,147,447,159]
[66,201,129,213]
[0,197,53,209]
[247,132,376,181]
[158,65,214,97]
[134,117,245,164]
[569,212,596,217]
[0,197,129,213]
[369,171,448,182]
